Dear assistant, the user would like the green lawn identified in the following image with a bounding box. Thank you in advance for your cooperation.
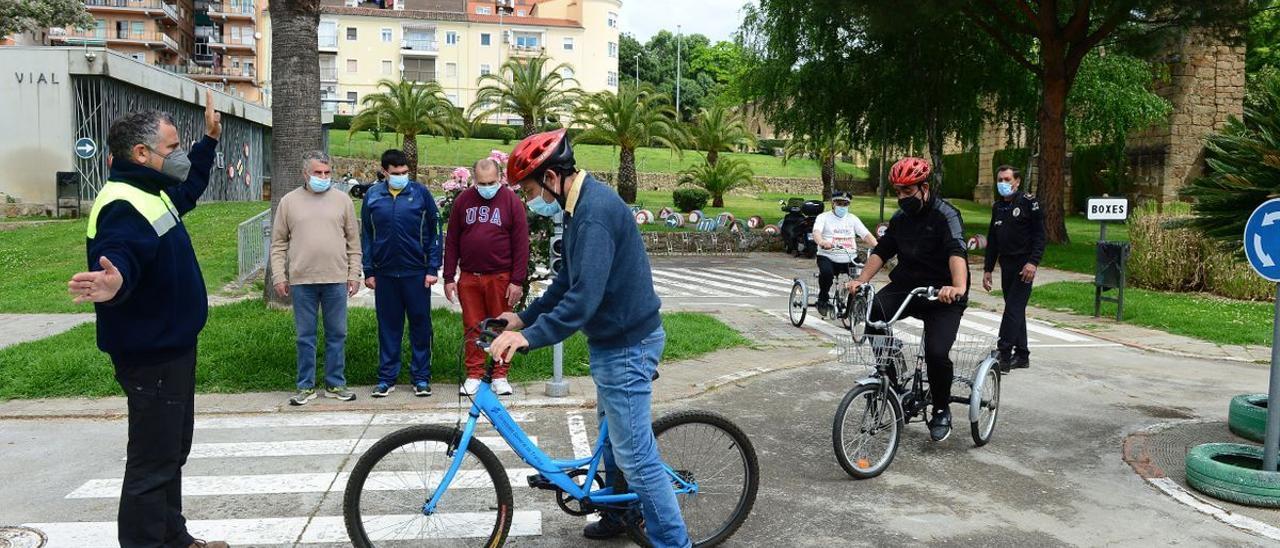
[1027,281,1271,346]
[330,130,868,179]
[0,201,268,313]
[0,301,747,399]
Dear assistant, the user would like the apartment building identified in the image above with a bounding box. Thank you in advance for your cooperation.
[38,0,267,103]
[262,0,620,119]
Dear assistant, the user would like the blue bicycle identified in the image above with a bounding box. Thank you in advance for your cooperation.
[343,319,760,547]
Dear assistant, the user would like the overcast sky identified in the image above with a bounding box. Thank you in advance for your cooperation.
[620,0,757,43]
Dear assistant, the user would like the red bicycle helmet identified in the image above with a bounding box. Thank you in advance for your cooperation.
[889,157,932,186]
[508,128,572,184]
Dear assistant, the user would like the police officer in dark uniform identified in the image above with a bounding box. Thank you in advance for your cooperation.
[982,165,1046,372]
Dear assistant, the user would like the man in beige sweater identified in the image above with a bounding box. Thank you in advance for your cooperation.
[270,151,362,405]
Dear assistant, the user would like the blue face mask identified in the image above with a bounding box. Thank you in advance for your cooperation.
[997,181,1015,197]
[834,205,849,218]
[308,175,332,193]
[388,174,410,190]
[477,183,500,200]
[527,193,562,217]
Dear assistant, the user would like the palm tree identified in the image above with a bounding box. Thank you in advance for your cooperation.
[575,83,685,203]
[784,130,852,201]
[350,79,465,176]
[469,56,581,138]
[678,157,760,208]
[688,104,757,167]
[265,0,324,307]
[1183,74,1280,243]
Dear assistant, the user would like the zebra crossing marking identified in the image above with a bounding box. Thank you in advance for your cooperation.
[67,468,539,499]
[966,309,1092,342]
[173,435,535,459]
[650,269,774,297]
[193,410,533,430]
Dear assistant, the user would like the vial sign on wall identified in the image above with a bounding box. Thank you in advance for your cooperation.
[1087,197,1129,221]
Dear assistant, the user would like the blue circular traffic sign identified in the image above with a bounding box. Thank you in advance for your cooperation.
[1244,198,1280,282]
[74,137,97,159]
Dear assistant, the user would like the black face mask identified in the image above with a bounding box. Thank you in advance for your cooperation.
[898,196,924,216]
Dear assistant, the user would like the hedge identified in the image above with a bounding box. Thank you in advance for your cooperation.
[757,139,788,156]
[940,151,979,200]
[331,114,353,130]
[1129,211,1272,301]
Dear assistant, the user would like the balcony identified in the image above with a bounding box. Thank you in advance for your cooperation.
[319,34,338,51]
[82,0,181,26]
[510,44,545,57]
[320,66,338,82]
[207,34,255,53]
[401,70,436,84]
[158,63,256,81]
[52,28,181,53]
[208,1,256,19]
[400,38,438,56]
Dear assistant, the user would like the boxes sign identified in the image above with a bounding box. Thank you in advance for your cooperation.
[1087,197,1129,221]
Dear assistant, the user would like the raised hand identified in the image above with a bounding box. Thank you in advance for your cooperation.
[205,88,222,139]
[68,256,124,304]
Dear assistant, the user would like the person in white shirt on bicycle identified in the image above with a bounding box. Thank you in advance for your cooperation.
[812,191,877,316]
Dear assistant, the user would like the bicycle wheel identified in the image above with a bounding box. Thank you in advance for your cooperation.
[847,291,869,344]
[788,280,808,327]
[833,382,902,479]
[970,364,1001,447]
[836,287,852,329]
[627,410,760,547]
[343,425,513,547]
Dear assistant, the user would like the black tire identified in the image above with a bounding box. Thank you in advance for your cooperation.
[847,291,869,344]
[788,280,807,327]
[343,425,513,547]
[1228,394,1269,444]
[1185,443,1280,508]
[833,382,902,479]
[626,410,759,547]
[970,364,1000,447]
[836,288,852,329]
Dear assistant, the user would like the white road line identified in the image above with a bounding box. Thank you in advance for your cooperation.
[26,512,543,547]
[650,269,773,297]
[958,318,1038,342]
[673,268,794,294]
[173,436,534,459]
[652,284,693,297]
[1031,343,1123,348]
[646,273,734,297]
[567,414,593,459]
[1148,477,1280,541]
[67,468,538,498]
[193,411,532,430]
[734,267,797,284]
[967,309,1092,342]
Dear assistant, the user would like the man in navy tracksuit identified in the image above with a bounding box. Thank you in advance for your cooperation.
[67,91,229,548]
[361,149,442,398]
[489,130,691,548]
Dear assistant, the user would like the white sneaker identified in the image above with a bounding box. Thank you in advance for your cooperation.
[460,378,482,396]
[492,378,514,396]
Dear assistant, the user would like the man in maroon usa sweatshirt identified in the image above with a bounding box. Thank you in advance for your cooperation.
[443,157,530,395]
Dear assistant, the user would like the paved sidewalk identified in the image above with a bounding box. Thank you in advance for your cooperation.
[970,263,1272,363]
[0,307,834,419]
[0,313,93,349]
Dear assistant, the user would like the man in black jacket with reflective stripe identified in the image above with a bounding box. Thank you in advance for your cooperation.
[983,165,1046,372]
[847,157,969,443]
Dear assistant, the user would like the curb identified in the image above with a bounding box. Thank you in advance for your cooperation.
[1122,420,1280,541]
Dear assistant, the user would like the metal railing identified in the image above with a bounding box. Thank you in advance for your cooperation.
[511,44,545,56]
[55,28,168,42]
[401,38,438,52]
[319,34,338,48]
[237,208,271,285]
[210,1,256,16]
[83,0,166,10]
[158,63,256,79]
[402,69,436,83]
[320,66,338,81]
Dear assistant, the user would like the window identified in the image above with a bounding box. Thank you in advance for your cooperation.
[381,28,392,42]
[231,26,241,44]
[445,62,457,78]
[608,42,617,58]
[561,67,574,79]
[480,33,491,46]
[129,52,146,62]
[514,33,539,48]
[346,27,357,41]
[608,11,618,28]
[115,21,129,39]
[607,71,618,87]
[347,91,357,104]
[320,56,337,80]
[319,21,337,48]
[382,60,392,75]
[480,64,491,76]
[475,6,491,14]
[563,37,573,50]
[445,31,458,45]
[132,21,144,37]
[517,10,526,16]
[346,59,358,72]
[402,58,435,82]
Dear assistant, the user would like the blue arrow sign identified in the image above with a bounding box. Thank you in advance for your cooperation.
[74,137,97,159]
[1244,198,1280,282]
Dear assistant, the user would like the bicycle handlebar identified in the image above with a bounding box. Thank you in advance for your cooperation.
[473,318,527,355]
[860,285,940,329]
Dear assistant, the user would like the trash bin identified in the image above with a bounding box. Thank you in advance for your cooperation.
[1095,240,1130,320]
[56,171,80,218]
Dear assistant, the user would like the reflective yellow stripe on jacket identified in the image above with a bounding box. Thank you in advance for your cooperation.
[86,181,179,239]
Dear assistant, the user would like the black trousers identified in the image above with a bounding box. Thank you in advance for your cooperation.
[113,348,197,548]
[865,283,966,410]
[815,256,856,305]
[998,256,1034,360]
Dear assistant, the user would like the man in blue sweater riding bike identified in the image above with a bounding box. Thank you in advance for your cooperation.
[487,129,691,548]
[846,156,970,442]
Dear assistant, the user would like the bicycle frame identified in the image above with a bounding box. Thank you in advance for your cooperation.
[421,377,698,516]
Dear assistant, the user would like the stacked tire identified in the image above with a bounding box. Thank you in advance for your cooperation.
[1185,394,1280,507]
[1228,394,1270,443]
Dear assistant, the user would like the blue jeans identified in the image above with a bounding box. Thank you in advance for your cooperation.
[589,326,691,548]
[374,275,432,385]
[292,283,348,389]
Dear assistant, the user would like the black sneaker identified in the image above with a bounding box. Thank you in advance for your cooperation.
[928,408,952,442]
[997,355,1012,374]
[816,301,831,317]
[1011,355,1030,369]
[583,512,628,540]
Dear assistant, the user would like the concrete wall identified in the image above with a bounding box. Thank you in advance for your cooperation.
[0,49,76,206]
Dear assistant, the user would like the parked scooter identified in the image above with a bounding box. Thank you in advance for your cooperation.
[779,198,824,258]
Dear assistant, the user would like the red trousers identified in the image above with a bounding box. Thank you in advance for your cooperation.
[460,272,513,378]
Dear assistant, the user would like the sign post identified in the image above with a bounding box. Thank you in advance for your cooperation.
[1243,198,1280,471]
[1088,196,1130,321]
[545,211,569,398]
[74,137,97,160]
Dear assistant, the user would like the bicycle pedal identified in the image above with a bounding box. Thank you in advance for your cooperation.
[527,474,556,491]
